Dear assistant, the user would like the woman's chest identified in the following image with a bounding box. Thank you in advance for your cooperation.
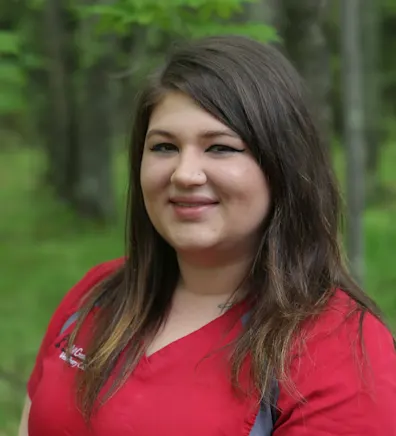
[28,323,262,436]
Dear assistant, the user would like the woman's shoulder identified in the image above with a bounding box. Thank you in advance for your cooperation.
[57,258,125,313]
[27,258,125,399]
[301,289,394,349]
[45,258,125,338]
[274,290,396,434]
[292,288,395,381]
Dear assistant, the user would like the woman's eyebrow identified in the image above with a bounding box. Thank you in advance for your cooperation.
[146,128,239,140]
[146,129,176,140]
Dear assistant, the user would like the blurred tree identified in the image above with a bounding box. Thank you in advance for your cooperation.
[35,0,277,221]
[341,0,366,284]
[363,0,383,202]
[83,0,276,42]
[246,0,282,29]
[42,0,115,221]
[43,0,78,202]
[382,0,396,122]
[73,0,117,220]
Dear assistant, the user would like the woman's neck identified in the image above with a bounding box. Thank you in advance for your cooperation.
[176,251,253,302]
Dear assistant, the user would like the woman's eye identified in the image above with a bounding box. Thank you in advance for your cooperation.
[149,143,178,153]
[207,144,245,153]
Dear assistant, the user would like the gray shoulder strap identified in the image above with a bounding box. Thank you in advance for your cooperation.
[249,392,278,435]
[241,312,279,434]
[60,312,79,335]
[59,300,99,335]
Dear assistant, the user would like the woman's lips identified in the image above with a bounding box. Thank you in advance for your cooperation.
[169,196,219,220]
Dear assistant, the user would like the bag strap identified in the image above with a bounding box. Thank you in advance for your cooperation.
[241,312,279,428]
[60,312,79,335]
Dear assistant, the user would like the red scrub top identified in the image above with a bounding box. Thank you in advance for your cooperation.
[27,259,396,435]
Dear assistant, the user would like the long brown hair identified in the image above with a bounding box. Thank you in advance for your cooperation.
[68,35,390,419]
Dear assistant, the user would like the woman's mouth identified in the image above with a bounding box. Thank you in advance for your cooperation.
[169,196,219,219]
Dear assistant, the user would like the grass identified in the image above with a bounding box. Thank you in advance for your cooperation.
[1,144,396,434]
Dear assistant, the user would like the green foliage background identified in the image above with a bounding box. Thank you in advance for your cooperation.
[1,0,396,434]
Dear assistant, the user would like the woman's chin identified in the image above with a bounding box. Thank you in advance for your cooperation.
[170,238,219,255]
[174,243,216,254]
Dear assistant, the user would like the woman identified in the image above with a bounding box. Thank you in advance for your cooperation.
[19,35,396,435]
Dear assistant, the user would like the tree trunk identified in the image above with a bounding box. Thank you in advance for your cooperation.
[74,2,116,221]
[341,0,366,284]
[363,0,383,202]
[43,0,115,221]
[43,0,77,200]
[280,0,332,143]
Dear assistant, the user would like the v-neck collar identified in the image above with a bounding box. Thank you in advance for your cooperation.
[141,299,249,367]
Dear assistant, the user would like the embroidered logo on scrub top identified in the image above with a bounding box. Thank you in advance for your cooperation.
[55,334,86,371]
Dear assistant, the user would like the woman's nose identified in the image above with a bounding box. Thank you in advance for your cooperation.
[170,150,207,187]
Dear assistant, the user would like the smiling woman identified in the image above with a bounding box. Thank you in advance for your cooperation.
[20,35,396,436]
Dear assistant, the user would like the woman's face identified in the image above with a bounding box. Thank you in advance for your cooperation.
[140,92,270,258]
